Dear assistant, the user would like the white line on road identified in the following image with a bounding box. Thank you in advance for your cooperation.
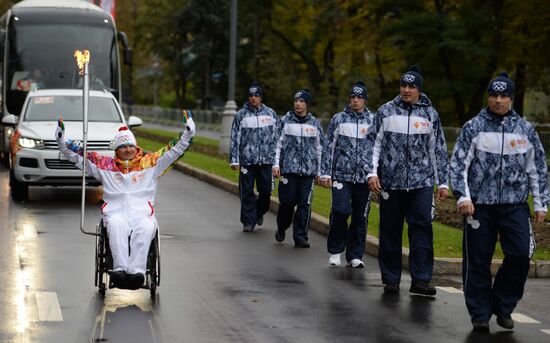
[541,329,550,335]
[436,286,463,294]
[511,313,540,324]
[36,292,63,321]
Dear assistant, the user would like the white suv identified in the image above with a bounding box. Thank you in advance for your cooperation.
[1,89,142,201]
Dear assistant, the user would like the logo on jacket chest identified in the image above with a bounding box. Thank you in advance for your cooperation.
[304,127,316,135]
[414,121,428,129]
[509,139,527,149]
[131,172,145,184]
[114,173,123,183]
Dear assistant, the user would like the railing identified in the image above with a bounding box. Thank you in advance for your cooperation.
[122,104,221,125]
[121,104,550,161]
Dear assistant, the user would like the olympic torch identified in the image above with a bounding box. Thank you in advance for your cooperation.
[74,50,94,235]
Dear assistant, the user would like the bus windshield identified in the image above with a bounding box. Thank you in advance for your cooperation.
[6,10,119,115]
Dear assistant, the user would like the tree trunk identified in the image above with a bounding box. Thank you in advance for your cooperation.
[513,62,526,116]
[323,39,339,111]
[270,27,323,92]
[466,0,504,121]
[202,60,211,109]
[433,0,467,125]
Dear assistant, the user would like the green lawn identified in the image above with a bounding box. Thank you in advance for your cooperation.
[138,134,550,260]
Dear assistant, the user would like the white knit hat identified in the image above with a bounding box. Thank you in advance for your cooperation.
[113,127,137,149]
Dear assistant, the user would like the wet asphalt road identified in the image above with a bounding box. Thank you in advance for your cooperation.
[1,163,550,343]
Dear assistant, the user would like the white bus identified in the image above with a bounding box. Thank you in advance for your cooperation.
[0,0,132,165]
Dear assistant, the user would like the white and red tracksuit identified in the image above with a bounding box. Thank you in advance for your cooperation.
[57,133,191,275]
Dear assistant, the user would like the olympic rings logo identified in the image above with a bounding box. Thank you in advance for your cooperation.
[492,81,507,92]
[403,74,416,83]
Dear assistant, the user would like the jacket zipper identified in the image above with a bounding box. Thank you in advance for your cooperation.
[499,122,505,202]
[300,118,304,176]
[354,114,359,183]
[406,107,412,191]
[256,111,261,164]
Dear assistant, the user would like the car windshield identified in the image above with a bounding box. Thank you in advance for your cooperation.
[24,96,122,123]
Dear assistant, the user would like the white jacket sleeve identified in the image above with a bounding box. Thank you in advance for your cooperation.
[154,118,195,177]
[56,128,103,182]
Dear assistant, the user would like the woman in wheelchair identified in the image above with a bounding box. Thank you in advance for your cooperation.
[56,112,195,289]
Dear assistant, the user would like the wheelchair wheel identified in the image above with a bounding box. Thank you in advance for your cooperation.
[95,219,108,295]
[155,230,161,286]
[150,282,157,297]
[146,230,160,297]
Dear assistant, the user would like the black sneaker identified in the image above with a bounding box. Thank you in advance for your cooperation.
[256,215,264,226]
[472,321,490,332]
[127,273,145,290]
[108,270,126,287]
[243,224,254,232]
[409,280,437,296]
[275,229,285,242]
[384,284,400,294]
[496,314,514,329]
[294,241,310,248]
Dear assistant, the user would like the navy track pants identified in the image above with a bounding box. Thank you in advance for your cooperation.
[378,187,434,285]
[239,164,272,227]
[276,174,315,244]
[463,203,533,322]
[327,180,370,261]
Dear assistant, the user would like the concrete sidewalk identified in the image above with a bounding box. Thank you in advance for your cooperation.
[137,121,550,278]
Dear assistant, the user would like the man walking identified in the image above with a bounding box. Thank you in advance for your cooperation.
[273,89,324,248]
[320,81,374,268]
[368,66,450,295]
[230,83,279,232]
[450,73,549,332]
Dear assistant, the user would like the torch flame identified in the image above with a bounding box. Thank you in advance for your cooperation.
[74,50,91,75]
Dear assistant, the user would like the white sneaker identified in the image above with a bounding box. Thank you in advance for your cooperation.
[329,254,341,266]
[349,259,364,268]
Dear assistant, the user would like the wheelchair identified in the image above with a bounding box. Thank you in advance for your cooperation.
[94,218,161,297]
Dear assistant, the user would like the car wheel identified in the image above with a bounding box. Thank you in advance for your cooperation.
[10,169,29,202]
[1,151,9,167]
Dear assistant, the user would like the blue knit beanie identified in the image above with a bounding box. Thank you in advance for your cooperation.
[248,82,263,98]
[488,72,515,98]
[294,89,312,105]
[400,65,423,90]
[349,81,367,99]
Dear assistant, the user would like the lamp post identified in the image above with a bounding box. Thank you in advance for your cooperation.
[219,0,237,155]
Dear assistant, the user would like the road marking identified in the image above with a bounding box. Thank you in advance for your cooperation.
[36,292,63,321]
[436,286,463,294]
[541,329,550,335]
[22,223,38,239]
[511,313,540,324]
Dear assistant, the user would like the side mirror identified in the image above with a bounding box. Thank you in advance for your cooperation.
[127,115,142,128]
[1,114,17,127]
[117,31,132,66]
[124,48,133,66]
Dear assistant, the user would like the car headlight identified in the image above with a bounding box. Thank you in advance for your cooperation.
[109,140,116,150]
[19,136,45,149]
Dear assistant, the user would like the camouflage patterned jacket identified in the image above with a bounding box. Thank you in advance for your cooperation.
[274,111,325,176]
[450,108,550,211]
[321,106,375,183]
[369,94,450,190]
[230,103,279,166]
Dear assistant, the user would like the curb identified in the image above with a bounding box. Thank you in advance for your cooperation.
[161,150,549,277]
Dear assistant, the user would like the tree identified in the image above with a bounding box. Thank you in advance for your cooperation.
[501,0,550,116]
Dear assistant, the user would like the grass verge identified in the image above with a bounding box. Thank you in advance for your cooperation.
[137,132,550,260]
